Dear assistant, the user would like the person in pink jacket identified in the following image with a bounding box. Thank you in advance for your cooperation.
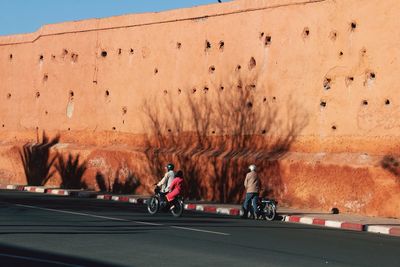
[166,170,184,202]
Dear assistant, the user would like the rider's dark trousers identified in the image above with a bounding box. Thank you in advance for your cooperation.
[243,192,259,217]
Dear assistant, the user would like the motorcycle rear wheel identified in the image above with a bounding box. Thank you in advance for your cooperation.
[263,203,276,221]
[147,197,159,215]
[170,200,184,217]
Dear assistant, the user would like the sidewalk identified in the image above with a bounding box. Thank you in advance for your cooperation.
[1,184,399,237]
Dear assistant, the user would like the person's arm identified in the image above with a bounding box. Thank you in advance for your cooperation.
[157,173,168,187]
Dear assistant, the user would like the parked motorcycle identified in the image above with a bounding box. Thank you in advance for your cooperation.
[147,186,184,217]
[245,197,277,221]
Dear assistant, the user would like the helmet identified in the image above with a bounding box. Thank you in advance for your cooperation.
[166,163,175,171]
[248,164,256,171]
[175,170,183,178]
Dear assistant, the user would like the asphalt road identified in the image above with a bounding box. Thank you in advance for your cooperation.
[0,190,399,267]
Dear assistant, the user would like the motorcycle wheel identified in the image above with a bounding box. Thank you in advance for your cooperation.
[264,203,276,221]
[147,196,159,215]
[170,200,184,217]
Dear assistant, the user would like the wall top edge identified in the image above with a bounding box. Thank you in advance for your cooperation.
[0,0,323,46]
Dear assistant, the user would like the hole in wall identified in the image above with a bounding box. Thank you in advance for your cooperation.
[265,36,272,46]
[219,41,224,50]
[203,87,209,93]
[205,40,211,51]
[63,49,69,56]
[39,54,44,61]
[220,86,224,91]
[237,81,243,89]
[246,84,256,90]
[51,55,56,60]
[272,96,277,102]
[263,97,267,102]
[101,51,108,57]
[6,93,11,99]
[385,99,391,105]
[154,68,158,74]
[118,48,122,55]
[211,130,216,134]
[68,128,71,131]
[331,125,337,130]
[167,128,172,133]
[246,101,253,108]
[350,21,357,31]
[329,31,337,41]
[320,101,327,107]
[71,53,78,62]
[45,110,48,115]
[43,74,48,82]
[36,92,40,98]
[209,65,215,73]
[163,90,168,95]
[259,32,264,39]
[177,89,182,94]
[112,127,116,131]
[105,90,110,97]
[323,77,332,90]
[345,76,354,86]
[122,120,125,124]
[302,27,310,38]
[2,124,4,128]
[192,88,197,94]
[360,48,367,56]
[176,42,182,49]
[236,65,241,71]
[69,90,74,99]
[130,48,134,54]
[368,72,376,80]
[9,54,13,60]
[248,57,256,70]
[261,129,266,134]
[362,100,368,106]
[339,51,344,57]
[122,106,127,114]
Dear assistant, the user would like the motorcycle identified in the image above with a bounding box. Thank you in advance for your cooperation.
[147,186,184,217]
[245,197,277,221]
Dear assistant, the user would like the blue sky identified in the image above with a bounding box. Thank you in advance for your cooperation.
[0,0,226,36]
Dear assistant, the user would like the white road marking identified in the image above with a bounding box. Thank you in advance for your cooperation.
[15,204,230,236]
[170,226,230,236]
[0,253,83,267]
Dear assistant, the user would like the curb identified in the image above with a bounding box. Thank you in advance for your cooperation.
[46,189,70,196]
[97,194,148,204]
[184,204,243,216]
[24,186,49,193]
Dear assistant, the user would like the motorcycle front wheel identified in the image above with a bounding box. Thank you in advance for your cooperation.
[170,200,184,217]
[147,196,159,215]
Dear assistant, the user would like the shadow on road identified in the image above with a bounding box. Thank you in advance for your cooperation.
[0,242,125,267]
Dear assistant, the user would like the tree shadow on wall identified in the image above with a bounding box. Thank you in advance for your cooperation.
[55,153,88,189]
[381,155,400,181]
[19,131,60,186]
[142,73,309,203]
[95,169,141,194]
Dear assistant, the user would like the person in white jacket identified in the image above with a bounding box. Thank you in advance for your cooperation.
[157,163,175,192]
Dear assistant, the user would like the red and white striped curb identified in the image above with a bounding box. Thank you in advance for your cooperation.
[97,194,147,204]
[184,204,243,216]
[283,215,400,237]
[23,186,47,193]
[46,189,70,196]
[0,184,18,190]
[284,215,364,231]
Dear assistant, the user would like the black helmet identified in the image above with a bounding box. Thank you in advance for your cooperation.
[175,170,183,178]
[166,163,174,171]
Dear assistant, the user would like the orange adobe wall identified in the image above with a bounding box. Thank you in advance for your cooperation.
[1,0,400,218]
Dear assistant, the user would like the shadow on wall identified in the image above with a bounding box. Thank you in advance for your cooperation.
[95,168,141,194]
[142,73,309,203]
[19,131,60,186]
[381,155,400,180]
[55,153,88,189]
